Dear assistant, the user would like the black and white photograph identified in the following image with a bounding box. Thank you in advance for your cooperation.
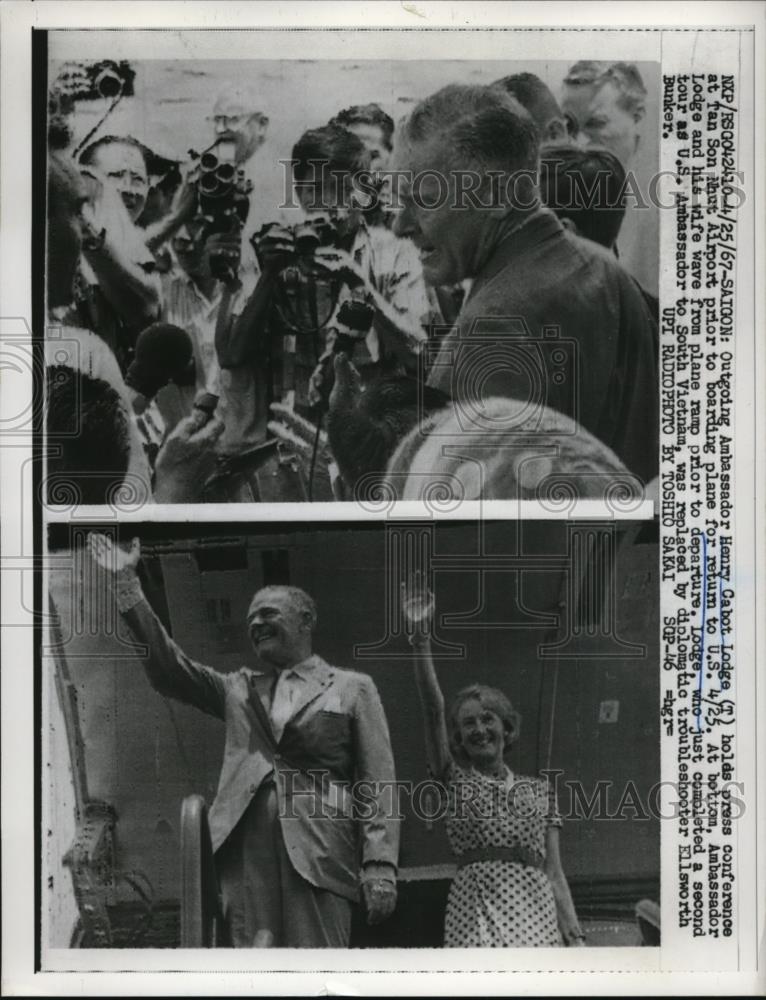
[45,519,660,950]
[1,2,762,996]
[44,36,660,506]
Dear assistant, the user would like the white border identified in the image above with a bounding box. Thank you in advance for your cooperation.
[2,2,764,996]
[42,500,656,523]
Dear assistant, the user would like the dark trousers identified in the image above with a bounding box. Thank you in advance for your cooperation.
[216,784,352,948]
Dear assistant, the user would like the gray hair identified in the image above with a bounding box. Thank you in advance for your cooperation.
[400,83,539,174]
[248,585,317,630]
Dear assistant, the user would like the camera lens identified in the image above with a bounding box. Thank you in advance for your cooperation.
[294,224,321,255]
[199,173,221,196]
[94,67,123,99]
[215,163,235,184]
[200,151,219,172]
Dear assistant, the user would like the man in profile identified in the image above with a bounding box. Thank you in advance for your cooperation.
[89,534,400,947]
[392,83,658,485]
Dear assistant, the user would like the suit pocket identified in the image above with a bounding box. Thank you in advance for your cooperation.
[281,709,352,775]
[315,710,352,743]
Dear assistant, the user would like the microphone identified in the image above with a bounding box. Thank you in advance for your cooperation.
[125,323,196,413]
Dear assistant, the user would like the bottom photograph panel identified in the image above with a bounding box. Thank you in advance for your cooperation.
[44,519,660,950]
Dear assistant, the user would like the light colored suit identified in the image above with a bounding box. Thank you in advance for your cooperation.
[119,584,400,906]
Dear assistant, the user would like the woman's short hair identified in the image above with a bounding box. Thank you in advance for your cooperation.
[448,684,521,764]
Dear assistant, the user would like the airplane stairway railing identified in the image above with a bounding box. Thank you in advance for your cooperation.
[179,795,228,947]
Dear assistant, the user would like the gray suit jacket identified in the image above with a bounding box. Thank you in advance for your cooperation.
[121,591,400,902]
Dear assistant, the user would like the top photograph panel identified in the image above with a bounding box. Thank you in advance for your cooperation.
[44,37,659,508]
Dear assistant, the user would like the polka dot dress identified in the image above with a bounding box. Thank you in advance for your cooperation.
[441,760,563,947]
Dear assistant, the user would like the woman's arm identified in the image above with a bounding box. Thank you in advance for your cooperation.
[544,825,586,946]
[401,576,451,779]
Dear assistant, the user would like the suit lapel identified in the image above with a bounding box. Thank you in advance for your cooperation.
[286,656,334,725]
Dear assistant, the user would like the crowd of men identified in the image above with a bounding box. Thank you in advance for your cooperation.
[46,61,659,504]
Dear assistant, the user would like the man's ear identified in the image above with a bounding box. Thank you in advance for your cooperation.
[633,106,646,125]
[301,610,315,632]
[545,119,570,144]
[560,217,580,237]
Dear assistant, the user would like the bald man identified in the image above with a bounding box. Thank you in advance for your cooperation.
[91,535,399,947]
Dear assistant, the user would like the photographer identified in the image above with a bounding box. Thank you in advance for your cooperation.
[146,85,269,255]
[221,123,432,432]
[159,212,259,452]
[329,104,395,229]
[73,135,162,373]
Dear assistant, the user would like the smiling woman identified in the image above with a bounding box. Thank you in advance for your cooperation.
[402,573,584,949]
[449,684,519,776]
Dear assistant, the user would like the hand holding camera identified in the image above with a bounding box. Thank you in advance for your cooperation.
[309,246,367,289]
[202,231,242,286]
[181,141,252,284]
[250,215,342,274]
[251,222,297,273]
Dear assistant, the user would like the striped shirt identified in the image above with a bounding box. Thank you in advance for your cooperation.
[160,261,261,452]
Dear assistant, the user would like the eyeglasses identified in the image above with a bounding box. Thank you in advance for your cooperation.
[207,112,268,129]
[209,114,245,129]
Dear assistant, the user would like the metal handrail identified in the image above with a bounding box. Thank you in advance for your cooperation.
[180,795,226,947]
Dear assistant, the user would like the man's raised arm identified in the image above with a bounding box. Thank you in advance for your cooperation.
[89,534,227,719]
